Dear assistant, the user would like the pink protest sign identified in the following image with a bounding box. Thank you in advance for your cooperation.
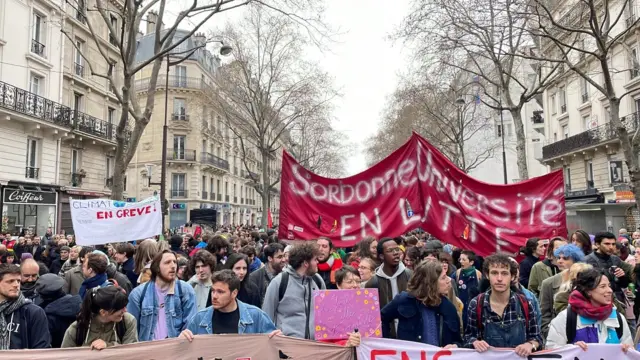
[313,289,382,340]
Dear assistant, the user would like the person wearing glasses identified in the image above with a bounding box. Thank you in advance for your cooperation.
[357,258,376,287]
[20,259,41,301]
[364,237,412,339]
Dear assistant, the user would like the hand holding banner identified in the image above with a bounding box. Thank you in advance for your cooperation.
[70,196,162,246]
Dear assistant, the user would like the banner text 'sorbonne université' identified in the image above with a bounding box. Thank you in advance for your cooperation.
[278,133,566,256]
[357,338,640,360]
[70,196,162,246]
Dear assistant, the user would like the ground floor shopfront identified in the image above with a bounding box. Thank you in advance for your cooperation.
[565,187,640,235]
[1,182,59,236]
[168,201,259,230]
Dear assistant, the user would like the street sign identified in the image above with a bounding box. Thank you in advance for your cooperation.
[125,197,137,202]
[172,203,186,209]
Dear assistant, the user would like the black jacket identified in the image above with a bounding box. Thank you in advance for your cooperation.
[238,281,262,308]
[49,258,64,276]
[248,266,273,306]
[40,294,82,348]
[518,255,539,288]
[119,257,138,288]
[106,263,132,294]
[6,302,50,349]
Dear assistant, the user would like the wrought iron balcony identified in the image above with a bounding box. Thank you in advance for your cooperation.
[170,189,188,198]
[31,39,45,57]
[234,196,238,203]
[74,62,84,77]
[76,10,86,24]
[168,149,196,161]
[105,177,113,188]
[133,75,209,91]
[209,192,215,200]
[25,166,39,179]
[245,170,259,180]
[560,104,567,113]
[542,112,640,160]
[581,93,589,103]
[225,195,230,202]
[200,152,230,170]
[172,113,189,121]
[217,193,222,201]
[202,191,208,200]
[241,198,244,204]
[0,80,121,143]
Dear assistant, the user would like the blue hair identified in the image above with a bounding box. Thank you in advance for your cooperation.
[554,243,585,262]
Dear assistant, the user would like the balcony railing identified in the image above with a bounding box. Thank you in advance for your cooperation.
[234,196,238,203]
[31,39,45,57]
[71,173,84,187]
[76,10,86,24]
[202,191,208,200]
[0,80,121,143]
[217,193,222,201]
[25,166,39,179]
[225,195,230,202]
[542,112,640,160]
[245,170,259,180]
[105,177,113,188]
[171,189,188,198]
[172,113,189,121]
[75,62,84,77]
[168,149,196,161]
[133,75,211,91]
[209,192,215,200]
[581,93,589,103]
[560,104,567,113]
[200,152,230,170]
[241,198,244,204]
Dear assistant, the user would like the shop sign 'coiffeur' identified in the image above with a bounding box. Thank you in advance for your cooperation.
[2,189,57,205]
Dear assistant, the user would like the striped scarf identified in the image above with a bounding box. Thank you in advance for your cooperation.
[0,293,29,350]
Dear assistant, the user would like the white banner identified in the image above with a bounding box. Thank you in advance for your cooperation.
[357,338,640,360]
[70,196,162,246]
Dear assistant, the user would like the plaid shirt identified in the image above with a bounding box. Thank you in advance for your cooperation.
[463,289,543,348]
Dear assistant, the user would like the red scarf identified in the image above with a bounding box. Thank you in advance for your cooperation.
[317,254,343,284]
[568,290,613,321]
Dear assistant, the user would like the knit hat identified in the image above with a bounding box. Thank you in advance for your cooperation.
[35,273,66,296]
[21,253,33,261]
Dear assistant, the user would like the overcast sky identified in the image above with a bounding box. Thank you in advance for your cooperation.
[175,0,412,176]
[316,1,411,176]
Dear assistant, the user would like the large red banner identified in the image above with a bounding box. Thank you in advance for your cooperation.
[278,133,566,256]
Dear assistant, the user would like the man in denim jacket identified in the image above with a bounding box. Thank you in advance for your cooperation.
[127,250,196,341]
[179,270,280,339]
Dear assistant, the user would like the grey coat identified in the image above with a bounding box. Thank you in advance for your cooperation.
[63,265,85,296]
[539,272,563,339]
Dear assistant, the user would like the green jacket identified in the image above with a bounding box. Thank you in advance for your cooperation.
[528,260,558,298]
[61,312,138,348]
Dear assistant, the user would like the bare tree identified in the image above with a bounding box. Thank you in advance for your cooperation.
[522,0,640,204]
[203,6,337,219]
[366,74,500,173]
[395,0,560,180]
[63,0,329,200]
[289,114,349,177]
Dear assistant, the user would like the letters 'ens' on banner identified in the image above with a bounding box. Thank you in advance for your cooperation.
[357,338,640,360]
[278,132,567,256]
[70,196,162,246]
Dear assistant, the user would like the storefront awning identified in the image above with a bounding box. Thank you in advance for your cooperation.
[565,197,601,207]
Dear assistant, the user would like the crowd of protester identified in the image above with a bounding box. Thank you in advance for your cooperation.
[0,227,639,357]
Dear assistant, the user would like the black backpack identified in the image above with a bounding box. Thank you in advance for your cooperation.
[75,320,126,346]
[277,271,323,302]
[565,305,624,343]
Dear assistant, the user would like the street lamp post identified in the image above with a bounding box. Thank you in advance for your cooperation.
[499,90,507,184]
[148,41,233,231]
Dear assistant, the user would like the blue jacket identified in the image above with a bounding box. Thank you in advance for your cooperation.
[186,300,276,335]
[127,279,196,341]
[381,292,462,346]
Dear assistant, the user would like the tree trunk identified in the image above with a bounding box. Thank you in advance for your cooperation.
[609,100,640,207]
[261,149,270,230]
[510,109,529,181]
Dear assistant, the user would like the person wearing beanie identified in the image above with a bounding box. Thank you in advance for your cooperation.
[170,235,187,257]
[49,246,70,276]
[35,274,82,348]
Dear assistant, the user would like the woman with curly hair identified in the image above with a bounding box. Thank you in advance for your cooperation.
[380,260,461,347]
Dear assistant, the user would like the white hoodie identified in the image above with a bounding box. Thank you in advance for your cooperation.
[375,262,408,332]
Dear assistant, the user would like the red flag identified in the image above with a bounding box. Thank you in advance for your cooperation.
[267,209,273,228]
